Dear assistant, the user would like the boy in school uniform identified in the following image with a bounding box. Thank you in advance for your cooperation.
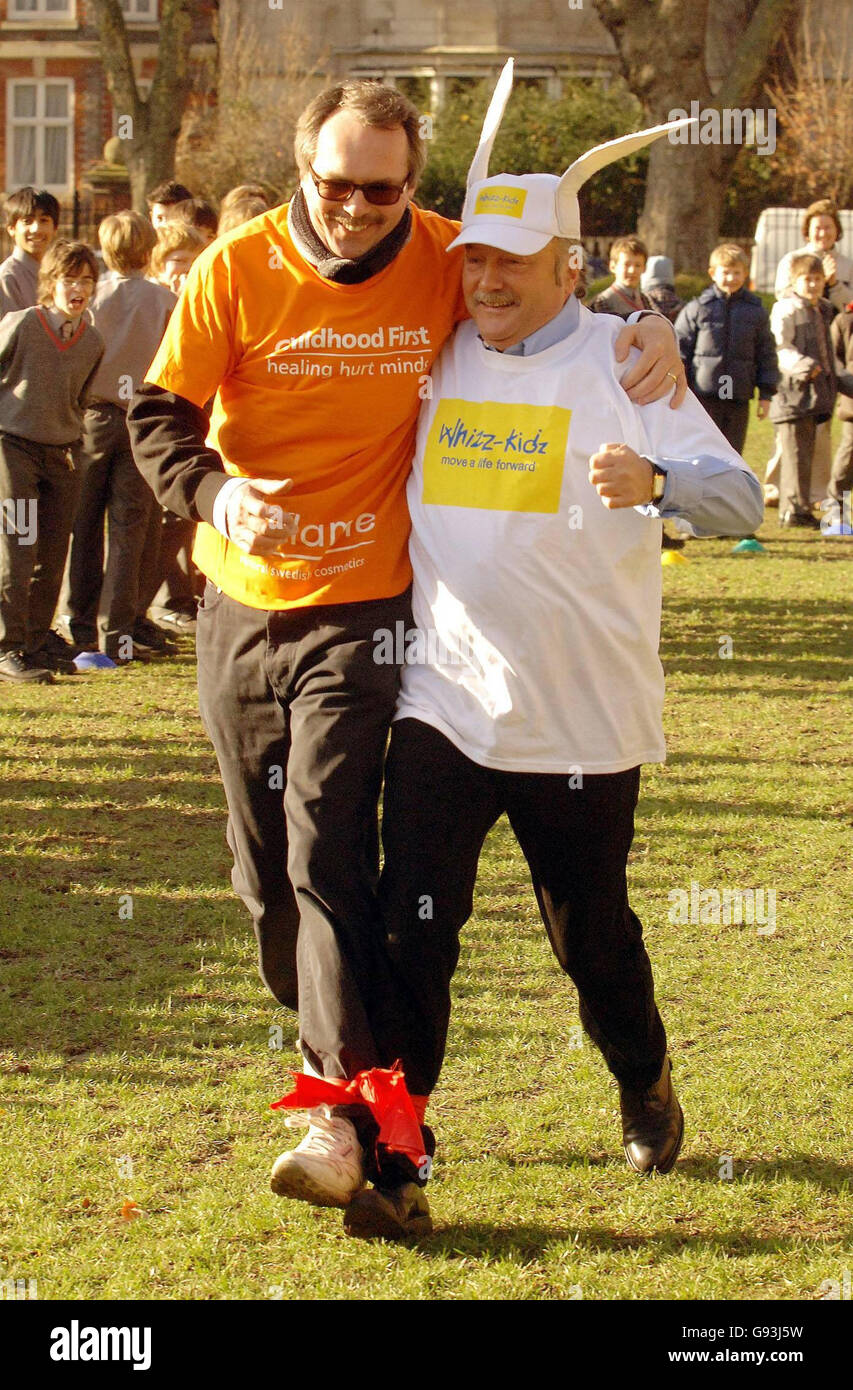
[590,236,653,320]
[0,187,59,320]
[0,241,103,682]
[61,212,176,664]
[136,222,209,636]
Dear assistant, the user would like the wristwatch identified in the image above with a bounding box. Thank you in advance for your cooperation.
[644,459,667,504]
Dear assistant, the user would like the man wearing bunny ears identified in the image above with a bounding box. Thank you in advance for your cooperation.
[130,67,692,1224]
[341,64,764,1240]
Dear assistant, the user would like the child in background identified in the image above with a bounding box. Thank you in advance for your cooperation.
[826,298,853,531]
[675,243,778,455]
[150,223,206,295]
[142,223,206,634]
[146,180,194,233]
[590,236,652,319]
[0,241,103,683]
[770,253,853,527]
[0,187,59,319]
[218,185,272,236]
[166,198,219,246]
[60,212,177,665]
[640,255,683,323]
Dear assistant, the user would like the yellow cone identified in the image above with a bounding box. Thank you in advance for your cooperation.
[661,549,689,565]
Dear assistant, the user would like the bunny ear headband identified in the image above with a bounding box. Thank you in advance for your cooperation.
[448,58,696,254]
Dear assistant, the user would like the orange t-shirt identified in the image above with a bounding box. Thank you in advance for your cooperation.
[145,202,466,609]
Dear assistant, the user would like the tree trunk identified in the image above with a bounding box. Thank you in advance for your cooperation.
[593,0,803,270]
[91,0,195,213]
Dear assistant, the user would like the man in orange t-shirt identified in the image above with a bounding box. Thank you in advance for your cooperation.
[128,79,684,1214]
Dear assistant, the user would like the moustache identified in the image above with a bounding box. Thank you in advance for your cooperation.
[331,215,380,230]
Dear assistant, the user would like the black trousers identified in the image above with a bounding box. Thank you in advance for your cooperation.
[372,718,668,1098]
[139,505,201,616]
[196,581,411,1082]
[695,396,751,456]
[0,430,81,653]
[64,404,156,647]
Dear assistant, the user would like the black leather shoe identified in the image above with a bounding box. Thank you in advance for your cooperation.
[620,1056,684,1175]
[30,632,78,674]
[781,509,821,529]
[131,618,177,654]
[153,606,197,633]
[0,650,54,684]
[344,1181,433,1240]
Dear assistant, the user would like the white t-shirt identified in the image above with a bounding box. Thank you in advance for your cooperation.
[396,310,747,774]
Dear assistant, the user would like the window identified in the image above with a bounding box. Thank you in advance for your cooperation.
[9,0,73,16]
[120,0,158,20]
[8,80,73,193]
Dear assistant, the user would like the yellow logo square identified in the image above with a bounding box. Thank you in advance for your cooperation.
[473,186,528,220]
[422,398,570,513]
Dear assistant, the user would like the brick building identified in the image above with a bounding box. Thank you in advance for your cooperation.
[0,0,214,245]
[2,0,850,249]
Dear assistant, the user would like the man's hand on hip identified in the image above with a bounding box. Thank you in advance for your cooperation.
[614,315,687,409]
[226,478,297,555]
[589,444,654,509]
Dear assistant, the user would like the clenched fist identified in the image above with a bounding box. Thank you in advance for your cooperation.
[589,443,655,509]
[225,477,297,555]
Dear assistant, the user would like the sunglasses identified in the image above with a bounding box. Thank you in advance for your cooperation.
[308,164,408,207]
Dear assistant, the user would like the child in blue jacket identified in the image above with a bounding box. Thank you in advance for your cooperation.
[675,244,778,455]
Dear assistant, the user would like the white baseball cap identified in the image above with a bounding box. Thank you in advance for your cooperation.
[447,60,696,256]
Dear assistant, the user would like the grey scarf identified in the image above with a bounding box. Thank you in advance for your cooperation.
[287,187,412,283]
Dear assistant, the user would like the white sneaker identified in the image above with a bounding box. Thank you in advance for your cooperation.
[270,1109,365,1208]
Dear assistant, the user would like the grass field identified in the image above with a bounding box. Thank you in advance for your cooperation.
[1,409,851,1302]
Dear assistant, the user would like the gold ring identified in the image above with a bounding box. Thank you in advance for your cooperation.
[666,371,679,384]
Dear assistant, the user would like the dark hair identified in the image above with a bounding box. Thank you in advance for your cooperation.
[146,180,194,209]
[294,80,426,189]
[801,199,842,242]
[4,186,60,230]
[37,239,99,305]
[168,197,219,236]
